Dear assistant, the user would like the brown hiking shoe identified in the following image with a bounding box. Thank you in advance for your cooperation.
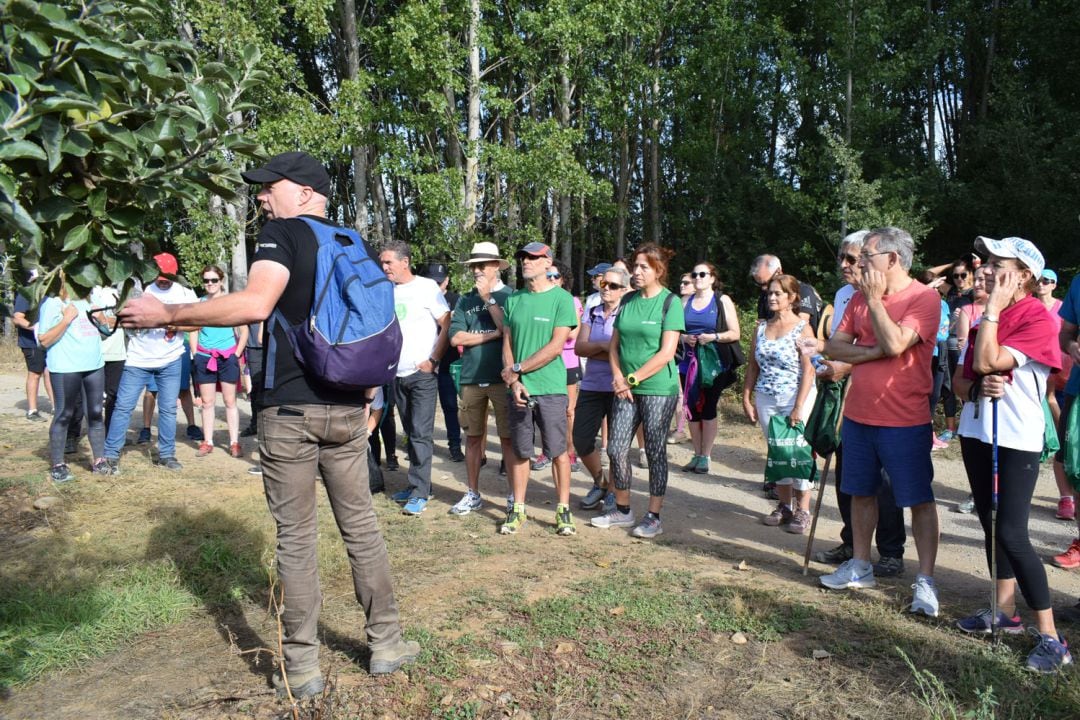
[762,503,793,526]
[786,509,811,534]
[369,638,420,675]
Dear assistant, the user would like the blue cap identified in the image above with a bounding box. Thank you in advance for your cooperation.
[587,262,613,276]
[1042,269,1058,283]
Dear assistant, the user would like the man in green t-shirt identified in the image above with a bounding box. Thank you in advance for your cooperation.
[446,242,515,516]
[500,242,578,536]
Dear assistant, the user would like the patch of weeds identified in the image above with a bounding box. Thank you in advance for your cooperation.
[0,560,195,688]
[0,472,44,494]
[407,628,467,680]
[899,648,998,720]
[433,702,480,720]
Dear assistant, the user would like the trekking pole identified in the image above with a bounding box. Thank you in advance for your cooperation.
[990,396,1000,644]
[802,451,834,576]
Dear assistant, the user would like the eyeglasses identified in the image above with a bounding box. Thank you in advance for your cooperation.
[679,280,692,286]
[202,277,221,284]
[601,280,625,291]
[1040,278,1056,285]
[859,251,892,261]
[952,272,968,280]
[547,272,561,280]
[837,253,859,265]
[691,271,709,278]
[85,305,120,337]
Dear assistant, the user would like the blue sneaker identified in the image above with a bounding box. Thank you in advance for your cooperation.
[938,430,955,443]
[186,425,204,442]
[580,484,606,510]
[402,497,428,515]
[956,608,1024,635]
[601,491,615,514]
[391,489,412,504]
[1026,628,1073,673]
[136,427,152,444]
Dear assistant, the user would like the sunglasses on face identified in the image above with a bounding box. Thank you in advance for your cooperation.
[1040,278,1056,286]
[952,272,968,280]
[600,280,625,290]
[679,280,692,286]
[547,272,561,280]
[837,253,859,265]
[691,271,709,278]
[202,277,221,284]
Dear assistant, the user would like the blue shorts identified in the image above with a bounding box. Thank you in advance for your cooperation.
[193,353,241,385]
[146,352,191,393]
[840,418,934,507]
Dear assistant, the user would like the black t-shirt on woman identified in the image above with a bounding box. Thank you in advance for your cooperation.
[252,215,374,407]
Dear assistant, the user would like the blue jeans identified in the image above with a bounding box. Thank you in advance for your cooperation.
[105,358,183,460]
[436,369,461,451]
[394,370,438,499]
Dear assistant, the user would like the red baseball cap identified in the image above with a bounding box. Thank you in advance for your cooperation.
[154,252,179,281]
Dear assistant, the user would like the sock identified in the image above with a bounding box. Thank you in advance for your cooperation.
[646,511,660,520]
[513,502,525,514]
[916,573,935,585]
[616,504,631,515]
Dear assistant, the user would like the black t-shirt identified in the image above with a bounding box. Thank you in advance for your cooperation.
[440,289,460,372]
[253,215,375,407]
[13,293,38,349]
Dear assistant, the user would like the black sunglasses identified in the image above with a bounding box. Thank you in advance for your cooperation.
[1040,278,1056,285]
[837,253,859,265]
[691,271,709,278]
[85,305,120,337]
[547,272,561,280]
[952,272,968,280]
[202,276,221,284]
[601,280,625,290]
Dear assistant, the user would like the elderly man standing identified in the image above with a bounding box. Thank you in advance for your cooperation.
[820,227,942,617]
[380,242,451,516]
[446,241,515,515]
[500,242,578,536]
[119,151,418,698]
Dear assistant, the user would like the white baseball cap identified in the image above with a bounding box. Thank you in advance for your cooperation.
[974,236,1045,277]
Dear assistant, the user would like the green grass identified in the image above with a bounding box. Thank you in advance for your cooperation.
[0,561,195,690]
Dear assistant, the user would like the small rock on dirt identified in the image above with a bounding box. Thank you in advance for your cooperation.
[33,496,60,510]
[554,642,575,654]
[736,560,749,571]
[730,632,748,645]
[499,641,520,654]
[812,649,832,660]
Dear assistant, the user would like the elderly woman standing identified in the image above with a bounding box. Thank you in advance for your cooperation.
[952,236,1070,673]
[591,243,685,539]
[743,274,818,533]
[679,261,740,474]
[574,266,630,510]
[37,277,109,481]
[190,264,249,458]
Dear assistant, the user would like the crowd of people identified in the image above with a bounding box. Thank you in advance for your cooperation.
[14,152,1080,697]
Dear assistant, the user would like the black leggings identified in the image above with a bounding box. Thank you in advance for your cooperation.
[50,368,106,466]
[960,436,1050,611]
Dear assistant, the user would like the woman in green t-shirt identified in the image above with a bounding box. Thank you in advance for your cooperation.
[590,243,685,539]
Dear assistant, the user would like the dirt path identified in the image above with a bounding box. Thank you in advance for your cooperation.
[2,366,1079,718]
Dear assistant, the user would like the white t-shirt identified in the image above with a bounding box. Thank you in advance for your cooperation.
[393,276,450,377]
[957,341,1049,453]
[831,284,856,336]
[584,291,602,316]
[125,282,198,369]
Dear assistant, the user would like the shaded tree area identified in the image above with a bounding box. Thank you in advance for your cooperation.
[3,0,1079,302]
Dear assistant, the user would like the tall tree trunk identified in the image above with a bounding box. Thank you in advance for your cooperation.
[979,0,999,121]
[558,49,572,264]
[647,42,661,244]
[926,0,935,164]
[463,0,481,232]
[370,151,392,245]
[340,0,370,238]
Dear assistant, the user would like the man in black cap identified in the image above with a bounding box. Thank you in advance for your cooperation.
[119,151,419,698]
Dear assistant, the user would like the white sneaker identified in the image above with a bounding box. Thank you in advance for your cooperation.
[600,448,608,468]
[590,507,636,529]
[820,559,876,590]
[638,448,648,468]
[449,491,483,516]
[909,574,940,617]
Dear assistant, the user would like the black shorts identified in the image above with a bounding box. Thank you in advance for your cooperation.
[566,366,582,385]
[22,346,45,374]
[193,353,241,385]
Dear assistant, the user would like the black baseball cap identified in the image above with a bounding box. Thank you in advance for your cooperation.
[242,152,332,197]
[421,263,448,283]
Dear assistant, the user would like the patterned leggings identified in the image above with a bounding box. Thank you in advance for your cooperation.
[607,394,679,496]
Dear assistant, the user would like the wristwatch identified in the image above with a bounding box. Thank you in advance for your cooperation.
[512,362,522,374]
[486,296,498,307]
[626,373,640,388]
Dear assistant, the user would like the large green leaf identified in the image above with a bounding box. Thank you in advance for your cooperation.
[61,223,91,251]
[39,115,63,171]
[0,140,47,161]
[30,196,76,222]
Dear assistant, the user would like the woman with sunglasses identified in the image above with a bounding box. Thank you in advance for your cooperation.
[951,237,1069,672]
[592,243,685,539]
[940,258,976,445]
[678,262,740,474]
[190,265,249,458]
[574,266,631,510]
[37,274,110,482]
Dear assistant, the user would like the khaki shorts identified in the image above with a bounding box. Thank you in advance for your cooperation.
[459,383,511,438]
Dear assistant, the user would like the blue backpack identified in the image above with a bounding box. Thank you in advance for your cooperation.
[265,217,401,390]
